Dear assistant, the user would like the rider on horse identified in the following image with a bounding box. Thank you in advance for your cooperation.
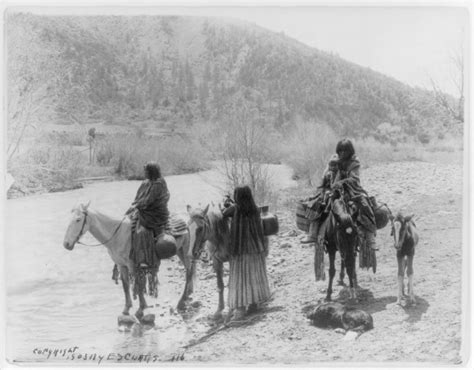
[302,139,378,251]
[126,162,170,269]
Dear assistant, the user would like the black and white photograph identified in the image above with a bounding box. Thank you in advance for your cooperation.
[2,2,470,367]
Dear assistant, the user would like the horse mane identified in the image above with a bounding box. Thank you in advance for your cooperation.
[206,208,230,247]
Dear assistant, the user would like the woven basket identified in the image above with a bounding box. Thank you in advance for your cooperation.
[296,200,310,232]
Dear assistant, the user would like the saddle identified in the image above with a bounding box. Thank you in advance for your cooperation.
[130,214,188,268]
[167,215,188,237]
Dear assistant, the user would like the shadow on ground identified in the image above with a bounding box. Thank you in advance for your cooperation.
[402,296,430,323]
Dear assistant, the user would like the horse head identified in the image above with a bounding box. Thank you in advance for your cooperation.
[332,198,355,235]
[391,212,416,250]
[63,201,91,251]
[186,204,210,259]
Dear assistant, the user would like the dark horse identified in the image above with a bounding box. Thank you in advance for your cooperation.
[186,204,231,318]
[320,191,359,301]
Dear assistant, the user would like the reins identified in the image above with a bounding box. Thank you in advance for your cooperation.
[76,211,127,247]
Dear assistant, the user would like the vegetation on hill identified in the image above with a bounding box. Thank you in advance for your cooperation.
[6,12,463,197]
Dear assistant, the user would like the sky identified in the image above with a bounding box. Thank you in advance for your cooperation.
[16,3,470,97]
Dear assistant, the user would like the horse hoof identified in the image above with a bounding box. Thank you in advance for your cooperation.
[135,310,144,319]
[213,311,223,321]
[325,297,332,302]
[337,280,344,286]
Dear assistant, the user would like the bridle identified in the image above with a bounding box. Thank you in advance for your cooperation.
[73,210,126,247]
[73,211,89,246]
[188,211,224,263]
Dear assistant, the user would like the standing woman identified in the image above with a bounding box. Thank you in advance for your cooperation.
[222,185,271,320]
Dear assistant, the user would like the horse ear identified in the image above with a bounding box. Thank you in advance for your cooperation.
[203,204,210,215]
[186,205,192,213]
[406,214,415,222]
[83,201,91,210]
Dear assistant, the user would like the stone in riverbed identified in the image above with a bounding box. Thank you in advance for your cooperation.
[118,314,138,327]
[141,313,156,326]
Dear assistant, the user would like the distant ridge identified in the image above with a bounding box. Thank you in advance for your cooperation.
[7,12,460,141]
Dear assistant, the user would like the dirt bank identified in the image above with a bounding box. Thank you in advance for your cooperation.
[165,159,465,365]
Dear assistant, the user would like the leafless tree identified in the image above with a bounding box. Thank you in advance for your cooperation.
[220,96,274,205]
[429,29,465,123]
[6,14,63,161]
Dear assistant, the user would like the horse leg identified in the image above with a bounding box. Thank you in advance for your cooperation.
[135,270,148,319]
[176,235,194,311]
[325,251,336,301]
[214,258,225,318]
[338,258,345,286]
[119,265,133,315]
[407,255,416,306]
[396,256,405,305]
[345,257,357,301]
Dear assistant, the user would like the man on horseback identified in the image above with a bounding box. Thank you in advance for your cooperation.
[126,162,170,269]
[302,139,378,251]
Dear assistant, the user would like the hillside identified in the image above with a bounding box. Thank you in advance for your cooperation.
[6,12,461,145]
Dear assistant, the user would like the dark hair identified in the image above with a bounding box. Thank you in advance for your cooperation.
[335,139,355,158]
[144,162,161,180]
[233,185,259,217]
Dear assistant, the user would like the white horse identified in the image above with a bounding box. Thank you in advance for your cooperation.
[63,202,197,318]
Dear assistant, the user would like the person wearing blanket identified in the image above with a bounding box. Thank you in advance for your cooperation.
[126,162,171,269]
[302,139,378,251]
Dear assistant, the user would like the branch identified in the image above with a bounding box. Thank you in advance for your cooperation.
[429,77,459,120]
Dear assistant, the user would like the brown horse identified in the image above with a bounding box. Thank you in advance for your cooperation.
[321,193,359,302]
[391,212,419,306]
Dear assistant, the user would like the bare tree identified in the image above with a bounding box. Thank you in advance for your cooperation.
[6,13,63,161]
[429,29,465,123]
[220,96,274,205]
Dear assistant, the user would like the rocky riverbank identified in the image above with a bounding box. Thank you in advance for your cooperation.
[164,159,464,365]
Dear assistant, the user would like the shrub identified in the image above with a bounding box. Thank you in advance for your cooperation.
[357,137,425,164]
[94,133,210,178]
[417,132,431,144]
[284,121,338,186]
[9,144,86,191]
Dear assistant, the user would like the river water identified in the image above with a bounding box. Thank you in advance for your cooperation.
[5,165,295,364]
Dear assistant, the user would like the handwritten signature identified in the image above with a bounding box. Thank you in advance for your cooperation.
[32,346,161,364]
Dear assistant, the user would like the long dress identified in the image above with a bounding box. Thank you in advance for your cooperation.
[223,205,271,309]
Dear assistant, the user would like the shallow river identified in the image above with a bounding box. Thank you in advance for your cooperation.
[5,165,295,364]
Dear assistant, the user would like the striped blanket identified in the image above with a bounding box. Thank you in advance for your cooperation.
[167,214,188,237]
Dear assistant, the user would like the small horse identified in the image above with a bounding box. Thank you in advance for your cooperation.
[321,194,359,302]
[186,204,231,318]
[391,212,419,306]
[63,202,196,318]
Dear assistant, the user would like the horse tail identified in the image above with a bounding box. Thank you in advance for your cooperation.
[190,258,198,290]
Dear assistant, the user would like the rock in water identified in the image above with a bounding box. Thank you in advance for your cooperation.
[131,323,144,337]
[141,313,156,326]
[118,314,138,327]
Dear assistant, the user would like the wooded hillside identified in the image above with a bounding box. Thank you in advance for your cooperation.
[7,12,461,148]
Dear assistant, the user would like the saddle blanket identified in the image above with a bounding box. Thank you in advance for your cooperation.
[167,215,188,237]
